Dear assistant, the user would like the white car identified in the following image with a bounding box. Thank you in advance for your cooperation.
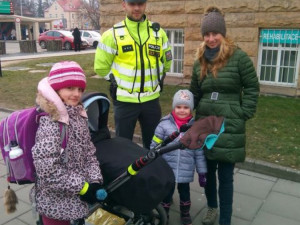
[80,30,101,48]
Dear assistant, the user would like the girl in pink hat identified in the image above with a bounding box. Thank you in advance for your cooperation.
[30,61,106,225]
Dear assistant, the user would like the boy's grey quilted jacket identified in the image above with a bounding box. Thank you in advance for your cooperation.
[150,114,207,183]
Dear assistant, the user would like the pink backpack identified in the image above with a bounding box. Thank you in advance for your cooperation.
[0,107,67,184]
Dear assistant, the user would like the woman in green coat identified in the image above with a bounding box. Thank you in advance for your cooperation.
[189,6,259,225]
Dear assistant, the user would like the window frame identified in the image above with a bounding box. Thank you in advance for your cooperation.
[165,28,184,77]
[257,29,300,87]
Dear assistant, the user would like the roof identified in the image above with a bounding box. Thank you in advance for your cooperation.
[0,15,58,23]
[55,0,81,12]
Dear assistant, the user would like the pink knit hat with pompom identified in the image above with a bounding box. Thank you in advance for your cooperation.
[48,61,86,91]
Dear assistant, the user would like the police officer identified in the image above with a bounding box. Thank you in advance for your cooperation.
[94,0,172,149]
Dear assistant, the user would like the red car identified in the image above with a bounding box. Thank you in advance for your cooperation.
[38,30,88,50]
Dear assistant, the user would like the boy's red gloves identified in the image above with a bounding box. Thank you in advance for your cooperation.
[180,116,224,149]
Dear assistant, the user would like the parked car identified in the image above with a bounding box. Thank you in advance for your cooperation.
[38,30,89,50]
[80,30,101,48]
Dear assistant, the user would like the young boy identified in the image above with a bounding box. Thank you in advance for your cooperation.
[151,89,207,225]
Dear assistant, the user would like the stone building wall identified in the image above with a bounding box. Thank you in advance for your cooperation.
[99,0,300,96]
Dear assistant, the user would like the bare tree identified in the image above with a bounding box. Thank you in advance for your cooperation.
[78,0,100,30]
[11,0,55,17]
[37,0,44,17]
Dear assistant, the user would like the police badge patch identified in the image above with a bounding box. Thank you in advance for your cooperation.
[148,44,160,57]
[165,50,172,61]
[122,45,133,53]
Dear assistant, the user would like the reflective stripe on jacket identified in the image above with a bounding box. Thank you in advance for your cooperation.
[94,16,172,103]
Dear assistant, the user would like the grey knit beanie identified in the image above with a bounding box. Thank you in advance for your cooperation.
[201,6,226,37]
[172,89,194,110]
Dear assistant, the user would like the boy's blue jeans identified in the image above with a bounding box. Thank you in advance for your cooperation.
[204,159,235,225]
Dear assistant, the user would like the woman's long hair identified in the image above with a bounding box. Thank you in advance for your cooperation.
[196,36,236,80]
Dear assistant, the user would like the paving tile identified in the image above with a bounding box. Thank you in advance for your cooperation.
[15,184,34,205]
[238,169,278,182]
[0,200,31,224]
[2,218,28,225]
[0,163,7,177]
[252,211,300,225]
[261,192,300,222]
[0,158,4,165]
[231,216,251,225]
[273,179,300,197]
[17,210,38,225]
[232,192,263,221]
[168,210,182,225]
[234,172,275,199]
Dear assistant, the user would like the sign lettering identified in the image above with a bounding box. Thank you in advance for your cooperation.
[260,29,300,44]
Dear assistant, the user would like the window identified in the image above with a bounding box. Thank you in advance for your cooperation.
[165,29,184,76]
[257,29,300,87]
[46,31,53,37]
[53,31,61,37]
[49,14,52,18]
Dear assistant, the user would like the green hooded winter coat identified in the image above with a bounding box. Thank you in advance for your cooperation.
[190,48,259,163]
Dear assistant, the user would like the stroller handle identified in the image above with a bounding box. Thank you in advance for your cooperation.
[130,141,184,173]
[156,141,185,155]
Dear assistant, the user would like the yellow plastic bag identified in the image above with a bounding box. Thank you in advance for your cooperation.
[86,208,126,225]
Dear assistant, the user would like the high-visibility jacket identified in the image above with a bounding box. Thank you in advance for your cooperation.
[94,16,172,103]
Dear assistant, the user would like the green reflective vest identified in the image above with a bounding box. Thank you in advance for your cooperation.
[94,16,172,103]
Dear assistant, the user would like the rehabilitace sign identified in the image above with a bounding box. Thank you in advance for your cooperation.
[260,29,299,44]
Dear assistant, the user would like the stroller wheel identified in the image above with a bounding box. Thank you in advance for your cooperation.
[134,204,167,225]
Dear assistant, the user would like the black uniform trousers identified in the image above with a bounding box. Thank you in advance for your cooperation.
[113,98,161,149]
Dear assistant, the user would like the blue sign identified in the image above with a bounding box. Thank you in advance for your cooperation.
[260,29,299,44]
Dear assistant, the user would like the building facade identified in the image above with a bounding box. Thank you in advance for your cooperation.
[44,0,93,30]
[99,0,300,97]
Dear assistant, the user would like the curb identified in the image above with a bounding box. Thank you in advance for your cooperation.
[236,158,300,182]
[0,107,14,113]
[1,109,299,183]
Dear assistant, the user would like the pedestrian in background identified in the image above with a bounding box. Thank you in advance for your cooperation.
[94,0,172,149]
[151,89,207,225]
[11,28,16,40]
[189,6,259,225]
[72,27,81,52]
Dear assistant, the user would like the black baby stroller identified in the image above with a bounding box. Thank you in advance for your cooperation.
[82,92,179,225]
[81,92,225,225]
